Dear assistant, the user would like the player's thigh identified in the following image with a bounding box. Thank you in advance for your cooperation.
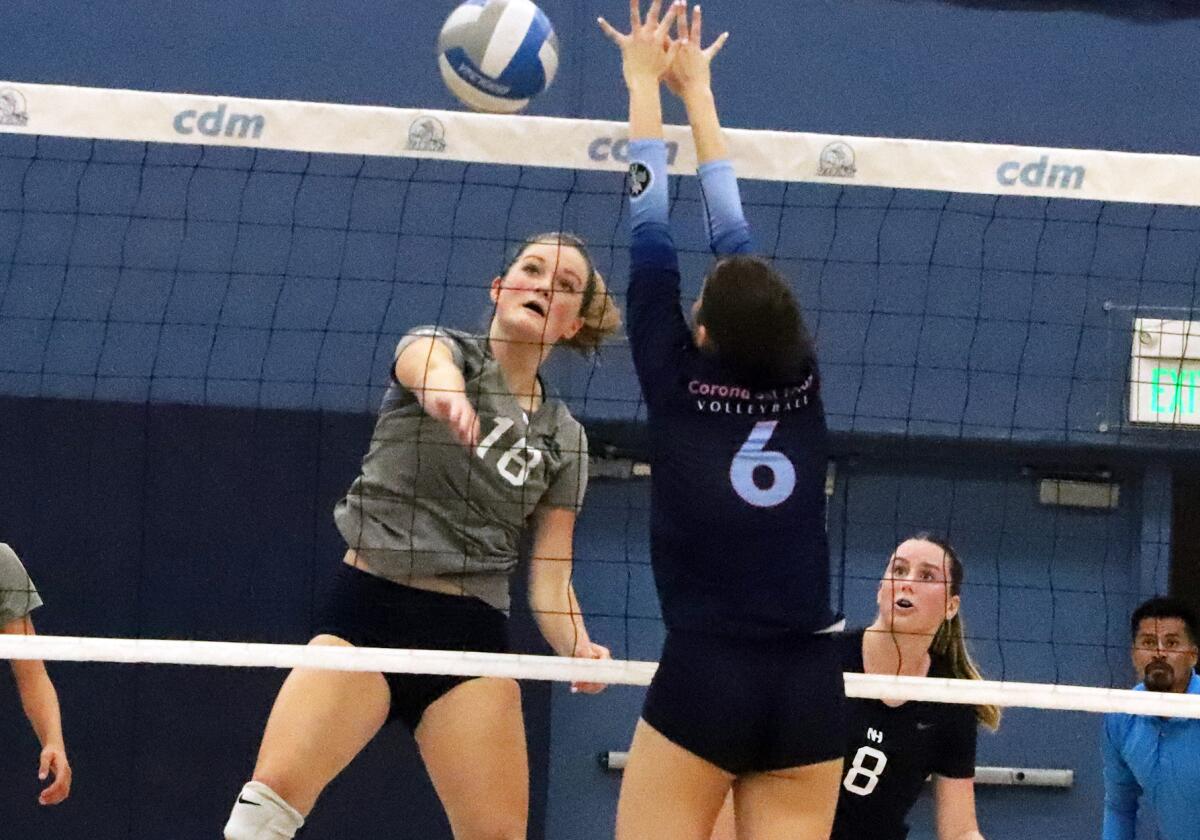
[616,718,734,840]
[732,758,842,840]
[415,676,528,840]
[252,635,391,814]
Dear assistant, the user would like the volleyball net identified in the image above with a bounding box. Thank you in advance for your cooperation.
[1,80,1199,723]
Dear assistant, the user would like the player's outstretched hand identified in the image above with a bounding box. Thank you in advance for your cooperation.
[37,743,71,805]
[570,640,611,695]
[598,0,682,87]
[664,3,728,99]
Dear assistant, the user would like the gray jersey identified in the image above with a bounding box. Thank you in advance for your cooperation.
[0,543,43,625]
[334,327,588,612]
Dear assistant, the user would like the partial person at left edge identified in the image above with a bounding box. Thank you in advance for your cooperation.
[1,541,72,805]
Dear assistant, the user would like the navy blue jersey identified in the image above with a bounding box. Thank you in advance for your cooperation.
[625,141,836,639]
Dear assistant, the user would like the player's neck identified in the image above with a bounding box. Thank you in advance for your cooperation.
[489,328,547,413]
[862,622,934,678]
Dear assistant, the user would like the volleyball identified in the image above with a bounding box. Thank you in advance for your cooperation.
[437,0,559,113]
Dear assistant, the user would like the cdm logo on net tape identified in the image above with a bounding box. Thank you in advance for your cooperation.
[588,136,680,166]
[996,155,1086,191]
[173,103,266,140]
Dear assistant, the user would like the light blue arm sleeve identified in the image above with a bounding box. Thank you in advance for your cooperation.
[625,138,690,406]
[697,159,753,255]
[627,139,670,229]
[1101,715,1139,840]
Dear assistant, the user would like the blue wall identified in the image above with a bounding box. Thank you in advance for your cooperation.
[3,1,1200,838]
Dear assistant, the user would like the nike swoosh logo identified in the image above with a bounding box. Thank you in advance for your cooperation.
[916,722,934,730]
[238,795,262,807]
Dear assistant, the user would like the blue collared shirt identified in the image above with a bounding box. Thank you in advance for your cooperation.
[1102,672,1200,840]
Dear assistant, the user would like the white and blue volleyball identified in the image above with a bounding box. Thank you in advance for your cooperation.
[438,0,559,113]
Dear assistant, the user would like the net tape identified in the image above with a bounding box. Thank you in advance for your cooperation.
[1,634,1197,719]
[2,80,1199,205]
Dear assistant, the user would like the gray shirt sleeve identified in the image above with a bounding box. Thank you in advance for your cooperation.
[541,423,589,511]
[394,325,468,372]
[0,543,43,625]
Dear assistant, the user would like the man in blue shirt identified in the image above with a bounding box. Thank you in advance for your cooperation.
[1102,596,1200,840]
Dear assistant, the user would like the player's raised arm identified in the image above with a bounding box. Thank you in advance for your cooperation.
[664,5,750,256]
[598,1,692,395]
[598,0,678,242]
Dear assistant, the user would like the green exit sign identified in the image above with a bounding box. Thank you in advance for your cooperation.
[1131,319,1200,426]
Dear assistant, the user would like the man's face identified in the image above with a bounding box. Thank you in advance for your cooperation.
[1131,616,1198,693]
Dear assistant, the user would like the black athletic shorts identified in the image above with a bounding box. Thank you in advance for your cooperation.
[314,562,509,732]
[642,629,846,774]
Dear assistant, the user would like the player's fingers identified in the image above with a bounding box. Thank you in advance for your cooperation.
[38,750,50,780]
[455,400,477,443]
[576,681,608,694]
[629,0,642,29]
[691,3,702,44]
[706,30,729,59]
[39,755,69,804]
[40,775,69,805]
[653,0,679,40]
[645,0,663,29]
[443,400,465,443]
[456,412,474,447]
[466,412,481,448]
[596,17,623,44]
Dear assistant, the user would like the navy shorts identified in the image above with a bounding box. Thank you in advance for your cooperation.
[314,562,509,732]
[642,629,846,775]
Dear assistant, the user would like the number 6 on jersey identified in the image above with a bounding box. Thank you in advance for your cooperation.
[730,420,797,508]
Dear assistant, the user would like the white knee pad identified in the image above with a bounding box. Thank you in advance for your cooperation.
[223,781,305,840]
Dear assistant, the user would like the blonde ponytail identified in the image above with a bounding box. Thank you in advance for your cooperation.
[916,533,1002,731]
[563,267,622,354]
[931,612,1001,731]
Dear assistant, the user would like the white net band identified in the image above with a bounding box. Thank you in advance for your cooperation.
[2,80,1199,205]
[2,634,1197,719]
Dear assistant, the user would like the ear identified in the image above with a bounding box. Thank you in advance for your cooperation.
[945,594,961,623]
[561,314,584,341]
[489,276,503,304]
[694,323,710,349]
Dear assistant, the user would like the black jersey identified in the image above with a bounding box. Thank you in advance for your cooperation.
[830,629,978,840]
